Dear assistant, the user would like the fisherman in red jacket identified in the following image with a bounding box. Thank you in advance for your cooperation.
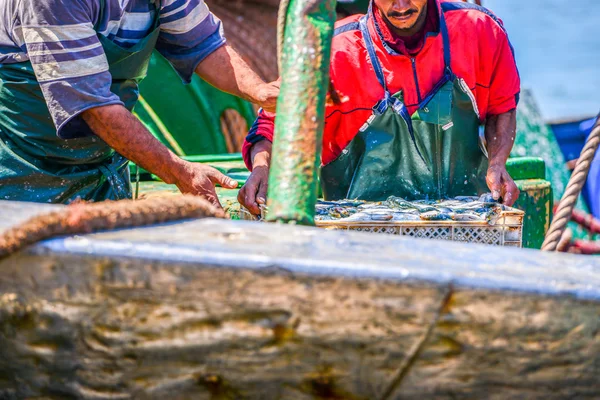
[240,0,521,215]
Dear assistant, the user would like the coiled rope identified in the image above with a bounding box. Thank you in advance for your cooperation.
[542,115,600,251]
[0,195,224,259]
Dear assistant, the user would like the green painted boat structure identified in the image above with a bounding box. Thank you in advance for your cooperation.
[134,52,256,156]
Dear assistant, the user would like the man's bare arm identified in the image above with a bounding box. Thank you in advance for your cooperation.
[195,45,279,112]
[485,109,520,206]
[238,140,272,215]
[82,104,237,207]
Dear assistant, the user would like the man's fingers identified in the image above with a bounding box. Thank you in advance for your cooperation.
[256,180,268,205]
[237,187,246,206]
[502,187,511,205]
[203,188,223,210]
[486,170,503,201]
[245,195,261,216]
[239,179,261,216]
[209,169,238,189]
[503,180,520,207]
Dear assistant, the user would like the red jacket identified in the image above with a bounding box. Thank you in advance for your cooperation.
[243,0,520,169]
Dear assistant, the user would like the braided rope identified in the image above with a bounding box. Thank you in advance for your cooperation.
[542,116,600,251]
[0,195,224,259]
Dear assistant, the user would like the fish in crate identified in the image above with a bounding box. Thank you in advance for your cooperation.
[241,195,524,247]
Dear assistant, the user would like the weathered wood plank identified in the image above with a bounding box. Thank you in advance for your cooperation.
[0,219,598,399]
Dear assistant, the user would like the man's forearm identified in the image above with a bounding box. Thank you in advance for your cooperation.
[484,109,520,205]
[82,104,184,184]
[485,109,517,167]
[195,45,272,106]
[250,140,272,168]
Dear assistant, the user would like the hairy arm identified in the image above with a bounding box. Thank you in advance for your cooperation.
[82,105,237,207]
[195,45,279,112]
[484,109,520,206]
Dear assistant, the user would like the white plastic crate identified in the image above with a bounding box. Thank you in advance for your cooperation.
[239,205,524,247]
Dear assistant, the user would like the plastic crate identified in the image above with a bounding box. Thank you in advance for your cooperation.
[240,205,524,247]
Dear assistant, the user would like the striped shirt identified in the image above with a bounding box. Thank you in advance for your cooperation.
[0,0,226,136]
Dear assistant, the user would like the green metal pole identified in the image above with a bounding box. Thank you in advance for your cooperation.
[265,0,337,225]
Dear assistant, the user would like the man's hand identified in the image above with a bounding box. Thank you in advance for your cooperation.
[486,164,519,206]
[238,165,269,215]
[254,80,281,112]
[174,162,238,208]
[195,46,280,111]
[238,140,272,215]
[82,104,237,209]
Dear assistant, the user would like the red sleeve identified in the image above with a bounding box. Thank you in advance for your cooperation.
[242,109,275,171]
[486,24,520,116]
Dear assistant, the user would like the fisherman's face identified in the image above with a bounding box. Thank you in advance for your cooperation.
[374,0,429,34]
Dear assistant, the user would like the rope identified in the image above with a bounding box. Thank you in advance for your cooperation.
[0,195,224,260]
[542,116,600,251]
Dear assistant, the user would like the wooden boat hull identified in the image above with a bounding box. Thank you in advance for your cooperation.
[0,203,598,399]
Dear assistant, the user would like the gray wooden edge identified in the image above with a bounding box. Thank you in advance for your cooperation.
[24,217,600,302]
[0,201,62,233]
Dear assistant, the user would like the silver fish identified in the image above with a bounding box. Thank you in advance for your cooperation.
[314,195,506,225]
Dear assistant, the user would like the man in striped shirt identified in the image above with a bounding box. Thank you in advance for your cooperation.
[0,0,278,207]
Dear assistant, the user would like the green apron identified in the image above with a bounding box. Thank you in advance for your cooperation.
[321,10,489,201]
[0,0,159,203]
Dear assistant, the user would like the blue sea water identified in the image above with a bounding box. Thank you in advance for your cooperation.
[485,0,599,121]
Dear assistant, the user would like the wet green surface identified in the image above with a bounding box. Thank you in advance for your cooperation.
[266,0,337,225]
[135,52,256,156]
[507,158,553,249]
[514,179,553,249]
[506,157,546,181]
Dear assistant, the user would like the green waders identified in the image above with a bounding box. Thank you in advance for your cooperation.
[0,0,159,203]
[320,10,489,201]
